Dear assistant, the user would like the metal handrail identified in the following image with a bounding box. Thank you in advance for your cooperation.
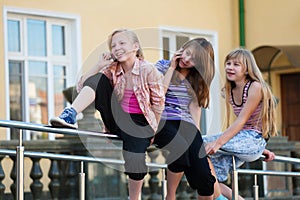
[219,149,300,165]
[218,150,300,200]
[0,120,167,200]
[0,149,167,169]
[0,119,118,138]
[236,168,300,177]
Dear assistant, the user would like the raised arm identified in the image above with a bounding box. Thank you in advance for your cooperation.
[162,49,183,93]
[77,52,115,92]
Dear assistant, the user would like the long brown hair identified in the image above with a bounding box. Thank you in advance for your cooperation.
[223,48,277,138]
[172,38,215,108]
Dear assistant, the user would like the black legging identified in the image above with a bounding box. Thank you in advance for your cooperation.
[83,73,153,180]
[154,120,216,196]
[84,73,118,133]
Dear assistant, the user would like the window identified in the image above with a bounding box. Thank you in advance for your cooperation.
[160,27,222,135]
[5,10,80,140]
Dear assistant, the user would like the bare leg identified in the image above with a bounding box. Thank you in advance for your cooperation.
[166,170,184,200]
[220,183,244,200]
[71,86,96,113]
[128,178,143,200]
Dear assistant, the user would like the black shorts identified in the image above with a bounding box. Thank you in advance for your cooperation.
[84,73,153,179]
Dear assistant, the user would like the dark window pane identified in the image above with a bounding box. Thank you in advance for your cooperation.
[9,61,24,139]
[53,65,66,115]
[28,61,48,137]
[176,36,189,50]
[163,37,170,60]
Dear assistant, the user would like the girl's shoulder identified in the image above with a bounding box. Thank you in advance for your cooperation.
[139,60,156,71]
[154,59,170,74]
[138,60,162,76]
[248,80,262,92]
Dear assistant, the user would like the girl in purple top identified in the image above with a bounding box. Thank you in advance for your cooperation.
[203,48,277,200]
[154,38,217,200]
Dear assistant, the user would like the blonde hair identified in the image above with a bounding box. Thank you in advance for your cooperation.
[107,29,144,60]
[223,48,277,138]
[172,38,215,108]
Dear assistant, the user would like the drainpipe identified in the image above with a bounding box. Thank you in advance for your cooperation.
[239,0,245,47]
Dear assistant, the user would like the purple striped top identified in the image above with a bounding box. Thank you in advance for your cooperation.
[155,60,195,125]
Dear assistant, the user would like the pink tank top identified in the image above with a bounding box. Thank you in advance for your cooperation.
[230,81,263,133]
[121,89,143,114]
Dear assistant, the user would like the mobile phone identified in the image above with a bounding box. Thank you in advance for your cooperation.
[110,54,118,62]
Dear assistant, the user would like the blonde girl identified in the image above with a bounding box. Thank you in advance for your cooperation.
[50,29,165,200]
[204,48,277,199]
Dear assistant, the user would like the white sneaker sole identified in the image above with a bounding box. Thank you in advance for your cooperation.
[50,117,78,129]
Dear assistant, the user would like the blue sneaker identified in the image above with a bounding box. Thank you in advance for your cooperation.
[50,107,78,129]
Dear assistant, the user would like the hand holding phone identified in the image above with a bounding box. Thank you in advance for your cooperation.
[101,52,118,62]
[110,53,118,62]
[170,48,183,69]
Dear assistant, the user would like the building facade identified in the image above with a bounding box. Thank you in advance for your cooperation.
[1,0,300,198]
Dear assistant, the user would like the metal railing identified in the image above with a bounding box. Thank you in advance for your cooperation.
[0,119,167,200]
[217,150,300,200]
[2,119,300,200]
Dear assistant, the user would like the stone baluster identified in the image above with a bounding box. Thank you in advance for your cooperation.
[147,150,161,200]
[0,156,5,199]
[292,151,300,195]
[9,156,16,200]
[30,157,43,200]
[66,161,78,199]
[188,188,197,199]
[48,159,61,200]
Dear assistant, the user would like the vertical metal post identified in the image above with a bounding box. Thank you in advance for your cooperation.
[79,161,85,200]
[253,174,259,200]
[161,168,166,200]
[231,156,239,200]
[16,129,24,200]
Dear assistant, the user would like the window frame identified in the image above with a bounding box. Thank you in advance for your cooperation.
[3,7,82,140]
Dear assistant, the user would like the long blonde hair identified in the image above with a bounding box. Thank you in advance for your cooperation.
[172,38,215,108]
[223,48,277,138]
[107,28,144,60]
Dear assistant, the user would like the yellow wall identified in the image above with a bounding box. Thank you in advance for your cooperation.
[0,0,239,136]
[245,0,300,49]
[1,0,300,196]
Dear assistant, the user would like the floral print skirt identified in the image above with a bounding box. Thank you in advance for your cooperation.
[203,130,267,182]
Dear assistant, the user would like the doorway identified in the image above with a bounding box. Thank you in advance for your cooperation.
[281,72,300,141]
